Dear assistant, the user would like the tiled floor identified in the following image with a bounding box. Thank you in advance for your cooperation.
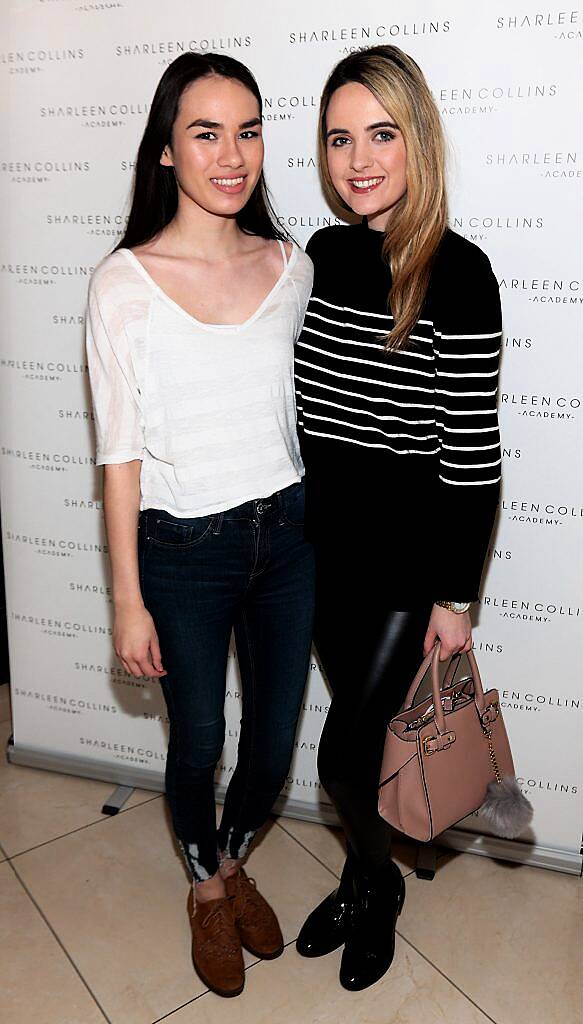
[1,682,582,1024]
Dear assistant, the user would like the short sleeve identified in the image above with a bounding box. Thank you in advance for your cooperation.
[304,229,324,277]
[293,237,318,447]
[86,261,146,465]
[289,244,314,341]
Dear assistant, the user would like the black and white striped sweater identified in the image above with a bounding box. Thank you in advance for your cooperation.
[294,222,502,603]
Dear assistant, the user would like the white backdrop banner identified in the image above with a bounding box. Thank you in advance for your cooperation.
[2,0,582,872]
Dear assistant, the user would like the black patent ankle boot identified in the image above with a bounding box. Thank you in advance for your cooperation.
[339,858,405,991]
[296,853,354,957]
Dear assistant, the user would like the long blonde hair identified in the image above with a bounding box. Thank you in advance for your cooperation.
[318,46,448,350]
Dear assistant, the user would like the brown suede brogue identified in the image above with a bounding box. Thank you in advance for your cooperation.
[187,889,245,998]
[225,868,284,959]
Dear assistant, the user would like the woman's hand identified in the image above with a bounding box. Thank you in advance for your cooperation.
[113,601,167,679]
[423,604,472,661]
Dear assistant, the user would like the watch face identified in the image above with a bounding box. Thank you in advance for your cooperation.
[451,602,470,613]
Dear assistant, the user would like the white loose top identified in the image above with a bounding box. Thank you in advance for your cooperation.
[86,241,313,517]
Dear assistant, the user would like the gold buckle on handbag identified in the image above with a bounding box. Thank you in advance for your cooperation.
[423,732,456,756]
[480,702,500,728]
[405,703,436,731]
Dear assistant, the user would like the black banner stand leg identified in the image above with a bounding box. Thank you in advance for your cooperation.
[415,843,437,880]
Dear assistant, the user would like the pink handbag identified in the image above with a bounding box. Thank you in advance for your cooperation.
[378,643,532,842]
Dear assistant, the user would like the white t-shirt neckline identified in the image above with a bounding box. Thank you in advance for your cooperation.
[118,240,299,334]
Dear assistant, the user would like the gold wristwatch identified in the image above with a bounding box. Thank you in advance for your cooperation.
[435,600,471,614]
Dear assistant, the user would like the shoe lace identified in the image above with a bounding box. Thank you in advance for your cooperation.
[199,899,240,958]
[235,875,265,925]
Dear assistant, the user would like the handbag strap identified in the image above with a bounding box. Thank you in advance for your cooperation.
[402,642,487,734]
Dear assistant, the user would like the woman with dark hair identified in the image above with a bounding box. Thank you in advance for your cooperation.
[294,46,502,990]
[86,52,315,998]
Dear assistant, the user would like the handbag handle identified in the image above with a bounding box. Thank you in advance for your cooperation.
[403,642,487,735]
[402,643,444,710]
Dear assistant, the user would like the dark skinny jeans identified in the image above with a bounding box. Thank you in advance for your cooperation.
[138,481,315,882]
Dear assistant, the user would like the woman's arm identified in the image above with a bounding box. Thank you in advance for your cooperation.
[103,462,166,679]
[86,258,166,679]
[104,461,142,608]
[425,239,503,659]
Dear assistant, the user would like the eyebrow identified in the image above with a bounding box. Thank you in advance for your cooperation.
[185,116,262,130]
[326,120,399,138]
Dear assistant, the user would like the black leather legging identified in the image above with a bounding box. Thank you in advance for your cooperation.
[314,550,432,872]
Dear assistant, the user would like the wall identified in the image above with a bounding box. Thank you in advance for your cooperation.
[2,0,582,869]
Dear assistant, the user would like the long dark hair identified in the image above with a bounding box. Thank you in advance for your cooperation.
[116,52,288,251]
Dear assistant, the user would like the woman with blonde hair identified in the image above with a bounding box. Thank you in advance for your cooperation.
[294,46,502,990]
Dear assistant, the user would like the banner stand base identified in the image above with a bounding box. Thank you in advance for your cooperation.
[7,740,582,877]
[437,827,582,876]
[102,786,135,816]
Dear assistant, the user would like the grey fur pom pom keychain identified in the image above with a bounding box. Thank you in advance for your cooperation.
[479,725,533,838]
[480,776,533,839]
